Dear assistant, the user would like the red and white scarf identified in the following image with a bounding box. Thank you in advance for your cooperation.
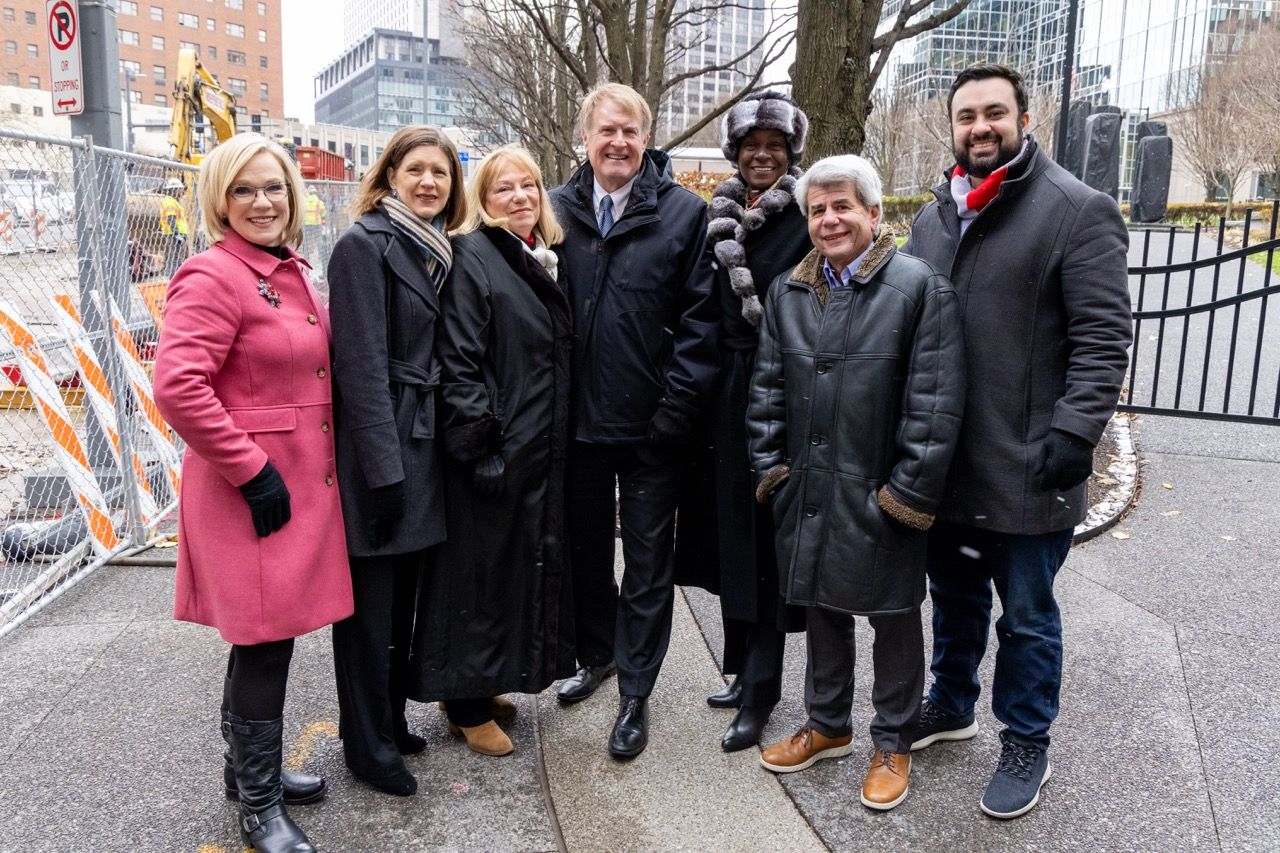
[950,138,1030,225]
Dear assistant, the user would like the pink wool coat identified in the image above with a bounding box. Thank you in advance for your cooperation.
[154,229,354,645]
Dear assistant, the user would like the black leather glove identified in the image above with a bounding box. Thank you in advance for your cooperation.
[472,454,506,499]
[238,462,291,537]
[1035,429,1095,491]
[646,401,695,448]
[366,480,405,549]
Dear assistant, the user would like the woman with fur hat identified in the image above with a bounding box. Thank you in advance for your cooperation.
[678,90,812,752]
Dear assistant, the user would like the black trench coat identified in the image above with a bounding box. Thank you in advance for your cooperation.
[675,200,810,631]
[328,208,446,557]
[408,227,576,701]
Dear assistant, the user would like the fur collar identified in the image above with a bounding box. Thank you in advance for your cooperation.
[707,166,802,326]
[791,230,898,307]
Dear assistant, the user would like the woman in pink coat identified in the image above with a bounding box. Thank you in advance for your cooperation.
[154,133,353,853]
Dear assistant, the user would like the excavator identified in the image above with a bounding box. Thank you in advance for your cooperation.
[127,48,238,281]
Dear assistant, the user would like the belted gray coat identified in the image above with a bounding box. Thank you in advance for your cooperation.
[328,208,447,556]
[747,234,966,615]
[903,139,1132,535]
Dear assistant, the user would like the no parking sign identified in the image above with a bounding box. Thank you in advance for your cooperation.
[46,0,84,116]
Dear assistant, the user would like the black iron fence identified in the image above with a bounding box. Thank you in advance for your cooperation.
[1122,199,1280,425]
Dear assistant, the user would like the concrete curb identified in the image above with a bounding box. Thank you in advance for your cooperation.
[1073,412,1142,544]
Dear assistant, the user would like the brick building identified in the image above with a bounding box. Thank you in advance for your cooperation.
[1,0,284,126]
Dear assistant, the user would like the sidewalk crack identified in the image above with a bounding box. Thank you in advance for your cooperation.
[1173,623,1224,852]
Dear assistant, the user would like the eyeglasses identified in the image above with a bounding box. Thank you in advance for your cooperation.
[228,182,288,203]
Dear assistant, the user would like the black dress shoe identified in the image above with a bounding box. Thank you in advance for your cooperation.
[608,695,649,759]
[557,662,616,704]
[707,675,743,709]
[720,704,774,752]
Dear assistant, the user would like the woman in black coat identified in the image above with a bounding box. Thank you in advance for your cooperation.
[687,92,814,751]
[328,126,467,796]
[407,145,575,757]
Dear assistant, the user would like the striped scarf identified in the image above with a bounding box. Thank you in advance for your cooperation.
[380,194,453,292]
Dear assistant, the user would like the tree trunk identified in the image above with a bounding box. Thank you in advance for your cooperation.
[794,0,882,164]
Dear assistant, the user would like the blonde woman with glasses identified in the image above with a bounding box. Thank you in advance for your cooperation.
[154,132,353,853]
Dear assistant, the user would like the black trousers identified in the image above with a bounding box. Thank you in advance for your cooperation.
[721,617,786,709]
[566,440,684,697]
[804,605,924,754]
[332,551,422,779]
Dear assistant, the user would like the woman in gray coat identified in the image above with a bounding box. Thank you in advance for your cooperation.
[328,125,467,797]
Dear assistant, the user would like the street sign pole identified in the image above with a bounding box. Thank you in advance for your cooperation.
[67,0,123,149]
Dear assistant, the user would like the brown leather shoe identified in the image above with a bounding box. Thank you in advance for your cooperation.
[440,697,519,736]
[759,724,853,773]
[457,720,513,757]
[860,748,911,810]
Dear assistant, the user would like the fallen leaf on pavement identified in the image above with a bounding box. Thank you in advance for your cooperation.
[1220,535,1236,541]
[1111,530,1132,540]
[1161,483,1173,490]
[1160,510,1182,517]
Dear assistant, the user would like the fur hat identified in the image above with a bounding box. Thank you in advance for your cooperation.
[721,91,809,165]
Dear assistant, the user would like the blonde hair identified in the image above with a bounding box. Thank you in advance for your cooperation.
[198,133,305,248]
[578,83,652,137]
[462,145,564,246]
[351,125,468,230]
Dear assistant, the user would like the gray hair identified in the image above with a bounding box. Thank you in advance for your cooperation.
[794,154,883,213]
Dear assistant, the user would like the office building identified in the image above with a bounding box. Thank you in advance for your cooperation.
[0,0,285,125]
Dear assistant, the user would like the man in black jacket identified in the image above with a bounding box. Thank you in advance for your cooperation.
[903,64,1132,820]
[550,83,719,758]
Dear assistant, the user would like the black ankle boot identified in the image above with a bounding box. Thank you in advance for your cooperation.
[721,703,774,752]
[224,714,316,853]
[222,711,326,804]
[707,675,744,709]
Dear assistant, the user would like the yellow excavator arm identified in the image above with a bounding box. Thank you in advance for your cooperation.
[168,47,238,166]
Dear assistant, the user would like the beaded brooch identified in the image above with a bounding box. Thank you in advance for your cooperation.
[257,279,282,308]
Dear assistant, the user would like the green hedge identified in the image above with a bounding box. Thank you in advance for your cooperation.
[1124,201,1278,226]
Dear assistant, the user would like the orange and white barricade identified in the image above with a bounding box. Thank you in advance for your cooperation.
[51,295,161,524]
[100,293,182,500]
[0,301,120,557]
[28,211,56,254]
[0,211,19,257]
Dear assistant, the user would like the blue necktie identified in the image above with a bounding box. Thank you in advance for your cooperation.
[598,195,614,236]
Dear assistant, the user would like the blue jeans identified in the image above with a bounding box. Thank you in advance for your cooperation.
[925,522,1073,746]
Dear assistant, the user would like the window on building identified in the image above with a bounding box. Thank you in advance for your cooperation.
[24,10,35,24]
[26,43,37,58]
[327,141,336,153]
[310,138,319,147]
[207,45,217,59]
[120,59,141,75]
[259,82,268,101]
[259,55,268,68]
[27,75,39,89]
[227,77,247,96]
[360,144,369,166]
[32,104,42,116]
[178,12,199,27]
[128,89,142,104]
[207,17,215,30]
[154,94,167,106]
[227,22,245,37]
[1,9,13,24]
[257,1,266,13]
[258,29,267,43]
[3,40,14,56]
[180,41,198,51]
[1257,172,1280,199]
[8,103,18,114]
[119,0,137,14]
[153,64,166,82]
[150,6,163,21]
[227,49,246,64]
[152,35,164,51]
[5,72,17,85]
[227,0,244,8]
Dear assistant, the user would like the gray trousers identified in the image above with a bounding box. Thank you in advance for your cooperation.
[804,605,924,754]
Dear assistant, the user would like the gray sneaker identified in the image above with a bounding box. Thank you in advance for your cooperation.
[980,730,1052,819]
[910,698,979,751]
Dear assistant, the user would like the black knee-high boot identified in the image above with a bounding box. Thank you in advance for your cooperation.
[225,713,315,853]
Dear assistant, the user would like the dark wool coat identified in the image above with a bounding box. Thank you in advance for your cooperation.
[674,199,809,631]
[903,139,1132,535]
[549,151,719,440]
[747,236,966,615]
[327,208,446,556]
[408,227,576,700]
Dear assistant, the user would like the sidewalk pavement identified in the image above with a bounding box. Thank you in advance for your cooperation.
[0,416,1276,852]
